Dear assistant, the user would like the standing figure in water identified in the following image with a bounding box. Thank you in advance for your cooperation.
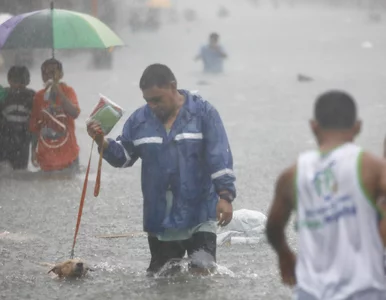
[0,66,35,170]
[29,58,81,173]
[87,64,236,275]
[195,33,227,74]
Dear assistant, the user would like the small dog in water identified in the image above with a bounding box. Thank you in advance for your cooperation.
[47,258,92,279]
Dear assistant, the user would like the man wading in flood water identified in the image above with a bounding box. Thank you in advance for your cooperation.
[87,64,236,275]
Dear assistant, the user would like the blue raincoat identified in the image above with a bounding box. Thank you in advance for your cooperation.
[102,90,236,233]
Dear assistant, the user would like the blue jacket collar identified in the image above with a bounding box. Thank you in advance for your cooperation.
[179,89,198,116]
[140,89,200,141]
[137,89,198,123]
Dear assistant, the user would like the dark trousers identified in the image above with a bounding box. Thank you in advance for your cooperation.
[0,141,30,170]
[147,231,217,274]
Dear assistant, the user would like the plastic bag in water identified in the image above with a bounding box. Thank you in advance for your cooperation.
[216,209,267,246]
[86,94,124,135]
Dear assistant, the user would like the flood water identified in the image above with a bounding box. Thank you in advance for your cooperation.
[1,1,385,299]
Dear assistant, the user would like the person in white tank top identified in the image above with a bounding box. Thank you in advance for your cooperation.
[266,90,386,300]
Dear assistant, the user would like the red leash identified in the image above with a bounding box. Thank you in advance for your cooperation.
[94,141,104,197]
[70,137,104,258]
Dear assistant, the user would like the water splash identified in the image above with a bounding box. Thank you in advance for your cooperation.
[155,249,235,278]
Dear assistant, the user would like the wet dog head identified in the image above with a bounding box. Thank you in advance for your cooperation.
[48,258,90,278]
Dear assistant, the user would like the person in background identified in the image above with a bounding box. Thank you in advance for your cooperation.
[0,84,6,100]
[195,33,227,74]
[87,63,236,275]
[266,90,386,300]
[0,66,35,170]
[29,58,80,173]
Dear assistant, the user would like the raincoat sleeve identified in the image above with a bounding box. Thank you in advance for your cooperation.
[101,117,139,168]
[203,105,236,198]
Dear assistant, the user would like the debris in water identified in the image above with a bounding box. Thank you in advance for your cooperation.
[196,80,210,86]
[297,74,314,82]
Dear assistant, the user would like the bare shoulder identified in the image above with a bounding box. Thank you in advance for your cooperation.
[361,151,385,174]
[359,151,386,202]
[277,164,296,185]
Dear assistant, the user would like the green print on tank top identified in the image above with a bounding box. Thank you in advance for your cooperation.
[313,161,338,201]
[297,160,356,230]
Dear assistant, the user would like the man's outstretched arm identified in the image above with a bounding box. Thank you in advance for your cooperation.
[87,118,139,168]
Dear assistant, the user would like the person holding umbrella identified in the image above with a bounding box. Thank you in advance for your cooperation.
[0,5,124,170]
[29,58,80,172]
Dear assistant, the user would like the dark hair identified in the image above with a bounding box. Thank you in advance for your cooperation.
[314,90,357,129]
[8,65,30,85]
[210,32,219,40]
[41,58,63,73]
[139,63,176,90]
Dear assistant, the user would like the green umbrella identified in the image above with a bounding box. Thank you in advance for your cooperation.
[0,2,125,57]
